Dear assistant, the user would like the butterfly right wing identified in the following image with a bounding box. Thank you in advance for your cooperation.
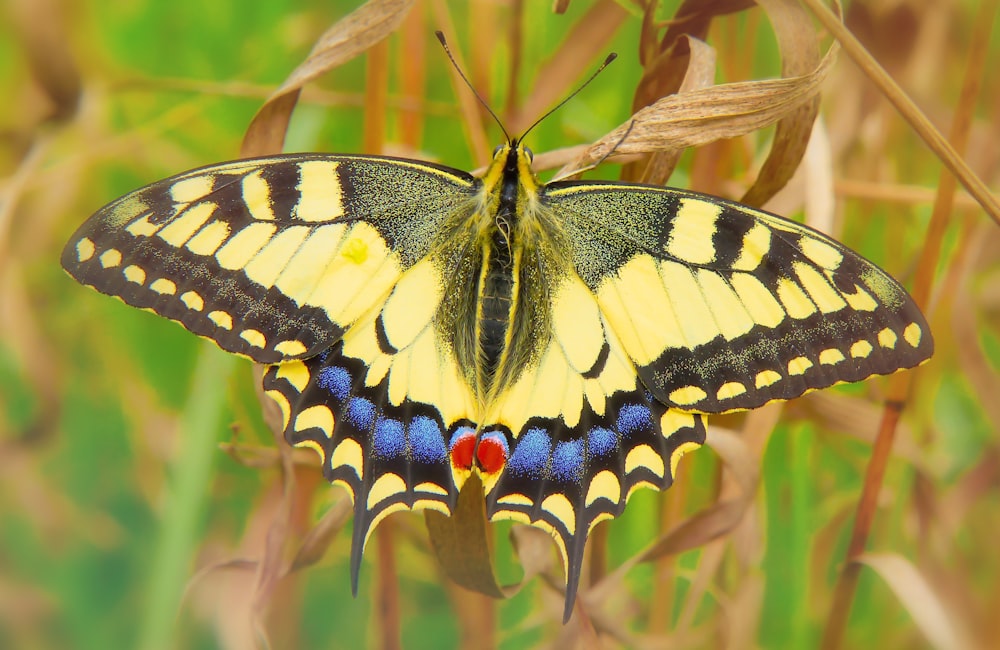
[546,181,933,414]
[61,154,479,364]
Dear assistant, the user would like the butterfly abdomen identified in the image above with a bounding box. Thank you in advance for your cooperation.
[477,224,516,377]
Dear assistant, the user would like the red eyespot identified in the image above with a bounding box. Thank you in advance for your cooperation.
[449,431,476,470]
[476,436,508,474]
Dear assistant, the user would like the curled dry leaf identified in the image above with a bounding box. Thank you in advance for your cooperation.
[241,0,416,157]
[853,553,966,650]
[740,0,822,207]
[555,44,838,180]
[635,426,759,564]
[424,474,507,599]
[638,35,717,185]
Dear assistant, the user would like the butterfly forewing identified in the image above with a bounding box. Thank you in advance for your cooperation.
[61,154,480,364]
[546,182,933,414]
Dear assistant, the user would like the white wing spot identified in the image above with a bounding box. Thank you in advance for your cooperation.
[850,340,873,358]
[755,369,782,388]
[787,356,813,376]
[666,199,720,265]
[242,170,275,221]
[819,348,845,365]
[125,212,163,238]
[294,160,344,222]
[800,237,844,269]
[170,175,215,203]
[716,381,747,400]
[274,340,308,356]
[668,385,707,406]
[877,328,898,349]
[186,220,232,256]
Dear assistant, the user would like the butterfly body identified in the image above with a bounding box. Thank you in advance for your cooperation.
[62,137,931,620]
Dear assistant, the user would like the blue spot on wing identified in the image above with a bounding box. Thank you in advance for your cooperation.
[508,428,550,478]
[449,426,476,449]
[408,416,446,463]
[586,426,617,457]
[617,403,652,437]
[346,397,375,429]
[317,365,352,400]
[551,439,583,482]
[373,417,404,458]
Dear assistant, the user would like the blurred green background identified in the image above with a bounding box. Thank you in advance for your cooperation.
[1,0,998,648]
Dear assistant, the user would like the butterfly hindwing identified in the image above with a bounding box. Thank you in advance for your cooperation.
[61,154,479,364]
[262,257,480,590]
[546,182,933,413]
[480,273,706,618]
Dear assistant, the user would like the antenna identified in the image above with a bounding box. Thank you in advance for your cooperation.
[434,32,617,145]
[517,52,617,143]
[435,31,510,142]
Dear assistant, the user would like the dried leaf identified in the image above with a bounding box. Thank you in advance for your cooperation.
[587,426,759,604]
[555,45,838,180]
[241,0,416,157]
[740,0,822,207]
[854,553,966,650]
[425,474,506,599]
[639,35,717,184]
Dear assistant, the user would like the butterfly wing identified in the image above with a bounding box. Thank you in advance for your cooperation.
[481,273,706,620]
[546,182,933,413]
[262,256,480,591]
[62,152,489,592]
[61,154,479,364]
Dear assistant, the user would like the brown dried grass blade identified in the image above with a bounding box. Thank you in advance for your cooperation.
[240,0,416,157]
[288,497,353,572]
[585,426,759,606]
[9,0,80,123]
[740,0,821,207]
[853,553,966,650]
[798,0,1000,225]
[554,45,837,180]
[822,0,997,646]
[428,2,491,165]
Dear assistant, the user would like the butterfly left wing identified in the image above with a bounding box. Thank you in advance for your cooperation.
[61,154,479,364]
[263,257,480,591]
[480,273,706,620]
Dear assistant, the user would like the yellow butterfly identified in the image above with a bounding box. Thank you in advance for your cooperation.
[61,66,932,621]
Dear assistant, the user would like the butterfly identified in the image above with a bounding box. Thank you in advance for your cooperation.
[61,125,932,620]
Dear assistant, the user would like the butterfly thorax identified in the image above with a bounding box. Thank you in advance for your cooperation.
[447,142,562,406]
